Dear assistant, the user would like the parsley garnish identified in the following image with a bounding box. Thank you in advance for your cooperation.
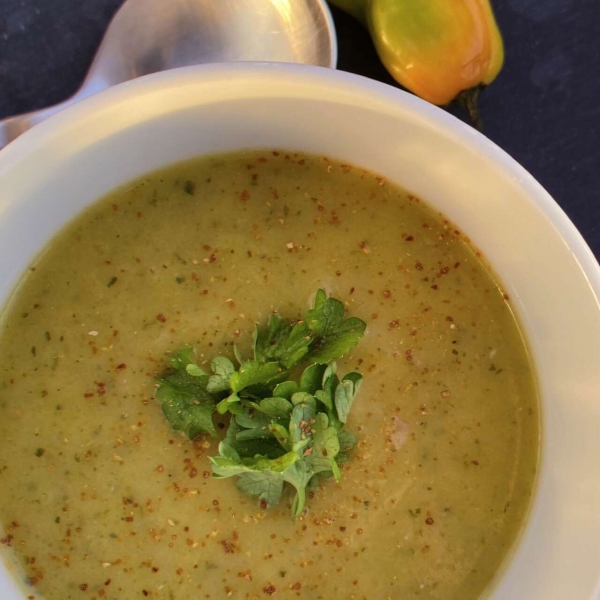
[154,290,366,516]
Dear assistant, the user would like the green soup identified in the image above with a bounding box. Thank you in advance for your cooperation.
[0,151,538,600]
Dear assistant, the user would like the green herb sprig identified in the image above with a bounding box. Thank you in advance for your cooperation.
[154,289,366,517]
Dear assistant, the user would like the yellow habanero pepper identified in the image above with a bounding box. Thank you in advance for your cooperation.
[329,0,504,106]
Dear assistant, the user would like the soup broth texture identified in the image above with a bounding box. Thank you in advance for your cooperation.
[0,151,538,600]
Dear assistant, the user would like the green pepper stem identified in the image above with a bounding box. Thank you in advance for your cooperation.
[455,86,485,131]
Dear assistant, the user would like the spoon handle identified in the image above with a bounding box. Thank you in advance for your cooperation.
[0,97,80,150]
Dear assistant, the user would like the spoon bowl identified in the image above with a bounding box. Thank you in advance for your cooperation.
[0,0,336,148]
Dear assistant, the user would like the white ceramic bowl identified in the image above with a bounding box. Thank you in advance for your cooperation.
[1,63,599,600]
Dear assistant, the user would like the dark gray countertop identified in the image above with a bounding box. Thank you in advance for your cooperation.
[1,0,598,258]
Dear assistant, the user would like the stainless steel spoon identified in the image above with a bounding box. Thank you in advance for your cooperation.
[0,0,337,149]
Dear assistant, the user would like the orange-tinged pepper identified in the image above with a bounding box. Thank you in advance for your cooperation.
[329,0,504,105]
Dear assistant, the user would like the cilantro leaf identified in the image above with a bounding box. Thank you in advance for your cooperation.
[215,392,241,415]
[281,461,311,517]
[155,370,217,438]
[308,412,341,480]
[314,362,338,411]
[311,413,340,465]
[233,344,245,366]
[334,373,363,424]
[210,448,300,476]
[235,427,272,442]
[300,363,327,395]
[255,397,293,418]
[272,381,299,399]
[268,423,292,451]
[207,356,235,393]
[235,407,272,430]
[229,360,283,393]
[236,472,285,508]
[186,363,207,378]
[289,394,317,444]
[168,346,197,371]
[303,291,366,364]
[253,313,313,369]
[253,290,365,369]
[337,430,357,464]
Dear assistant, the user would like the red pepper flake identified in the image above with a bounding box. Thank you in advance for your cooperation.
[272,151,280,156]
[389,320,399,329]
[156,314,166,323]
[415,262,423,271]
[425,517,434,525]
[221,540,234,554]
[503,293,510,301]
[203,471,210,478]
[260,499,268,510]
[472,460,480,466]
[142,591,149,597]
[97,383,106,396]
[441,390,451,398]
[189,468,198,479]
[79,583,88,591]
[406,350,413,362]
[445,316,454,322]
[383,290,391,298]
[291,582,302,590]
[105,579,112,586]
[405,235,414,241]
[84,393,94,398]
[209,254,217,263]
[439,267,450,275]
[116,363,126,371]
[264,585,276,596]
[0,534,14,546]
[151,567,159,573]
[240,189,250,202]
[212,499,219,506]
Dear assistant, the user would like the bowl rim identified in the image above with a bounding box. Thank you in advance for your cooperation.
[0,62,599,600]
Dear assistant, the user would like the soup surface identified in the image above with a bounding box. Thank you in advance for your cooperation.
[0,151,538,600]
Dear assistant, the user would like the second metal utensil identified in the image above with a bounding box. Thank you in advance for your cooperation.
[0,0,337,149]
